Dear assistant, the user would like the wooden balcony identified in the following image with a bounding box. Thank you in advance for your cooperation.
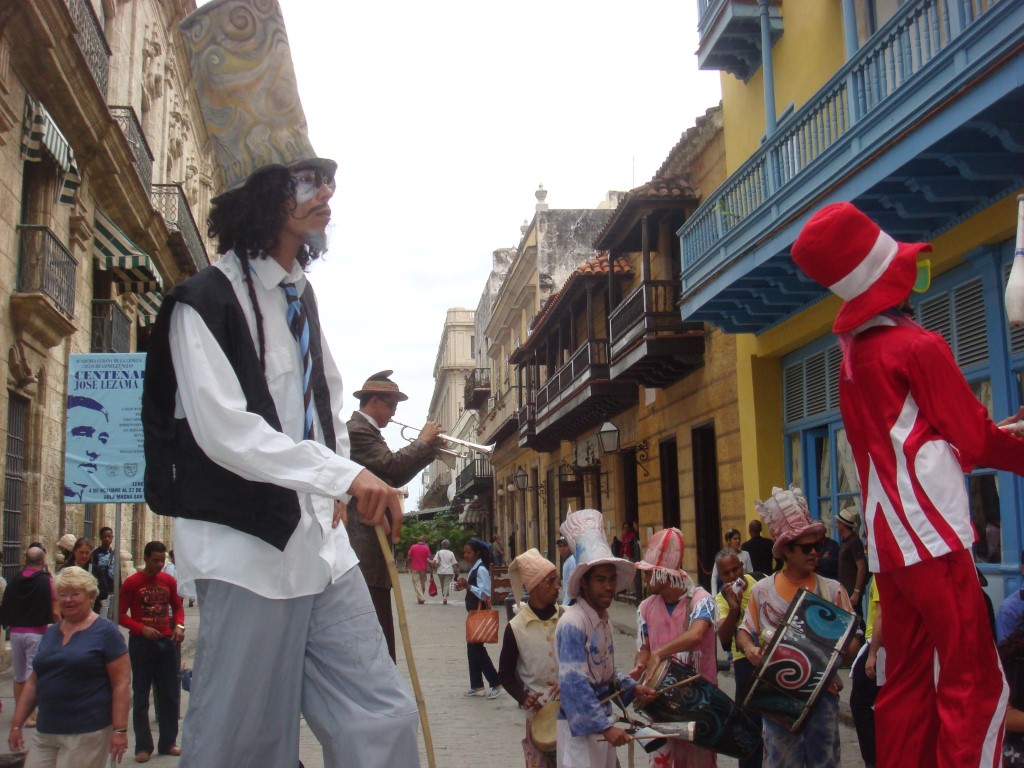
[532,340,636,442]
[608,280,705,387]
[463,367,491,410]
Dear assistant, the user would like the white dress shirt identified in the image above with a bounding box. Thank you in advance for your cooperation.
[169,252,362,599]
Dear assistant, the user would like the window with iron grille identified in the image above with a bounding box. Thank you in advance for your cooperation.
[3,395,28,583]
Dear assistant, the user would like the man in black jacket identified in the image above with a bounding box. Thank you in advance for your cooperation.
[0,546,58,727]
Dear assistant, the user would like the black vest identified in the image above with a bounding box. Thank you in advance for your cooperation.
[142,266,336,551]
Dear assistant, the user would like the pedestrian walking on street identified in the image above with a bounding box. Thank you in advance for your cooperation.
[455,538,504,699]
[408,536,432,605]
[141,4,420,765]
[119,541,183,762]
[498,548,563,767]
[7,566,130,767]
[0,545,59,730]
[792,202,1024,768]
[431,540,459,605]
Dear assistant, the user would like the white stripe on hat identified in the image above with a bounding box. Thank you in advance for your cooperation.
[828,230,898,301]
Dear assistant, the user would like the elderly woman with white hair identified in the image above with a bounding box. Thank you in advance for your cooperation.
[8,566,130,767]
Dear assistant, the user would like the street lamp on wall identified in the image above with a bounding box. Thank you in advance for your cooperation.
[597,421,650,477]
[514,465,547,496]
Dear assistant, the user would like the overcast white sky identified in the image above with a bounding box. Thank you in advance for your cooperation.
[266,0,722,507]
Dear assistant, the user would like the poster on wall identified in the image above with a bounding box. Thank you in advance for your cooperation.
[64,353,147,504]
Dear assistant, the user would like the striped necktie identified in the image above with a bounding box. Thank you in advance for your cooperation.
[281,281,315,441]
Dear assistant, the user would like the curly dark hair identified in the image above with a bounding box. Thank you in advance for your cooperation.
[207,165,325,269]
[206,165,328,371]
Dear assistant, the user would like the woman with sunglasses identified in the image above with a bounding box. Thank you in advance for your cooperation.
[735,486,861,768]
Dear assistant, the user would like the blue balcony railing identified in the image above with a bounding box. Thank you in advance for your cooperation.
[680,0,1005,286]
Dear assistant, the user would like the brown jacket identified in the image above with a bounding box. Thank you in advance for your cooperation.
[345,412,436,588]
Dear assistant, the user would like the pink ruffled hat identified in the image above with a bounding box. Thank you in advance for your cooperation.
[635,528,692,591]
[756,485,826,559]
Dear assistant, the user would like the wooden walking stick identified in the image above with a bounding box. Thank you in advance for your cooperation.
[376,525,437,768]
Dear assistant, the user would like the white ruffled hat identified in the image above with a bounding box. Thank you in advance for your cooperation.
[560,509,635,600]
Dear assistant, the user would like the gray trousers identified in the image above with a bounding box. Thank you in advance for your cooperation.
[180,569,420,768]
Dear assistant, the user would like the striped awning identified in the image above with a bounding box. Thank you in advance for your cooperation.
[93,211,163,293]
[136,290,163,327]
[21,97,81,204]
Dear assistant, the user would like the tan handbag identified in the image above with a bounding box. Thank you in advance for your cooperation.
[465,601,499,644]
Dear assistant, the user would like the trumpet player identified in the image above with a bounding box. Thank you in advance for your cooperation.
[346,370,444,660]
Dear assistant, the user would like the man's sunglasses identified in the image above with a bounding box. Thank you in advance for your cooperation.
[290,169,336,201]
[790,540,825,555]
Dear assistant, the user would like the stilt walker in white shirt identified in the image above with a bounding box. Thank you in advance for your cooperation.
[141,2,419,766]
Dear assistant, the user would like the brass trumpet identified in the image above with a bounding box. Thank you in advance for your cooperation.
[390,419,495,458]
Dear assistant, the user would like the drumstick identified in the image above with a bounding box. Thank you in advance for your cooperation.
[598,672,702,705]
[599,733,694,744]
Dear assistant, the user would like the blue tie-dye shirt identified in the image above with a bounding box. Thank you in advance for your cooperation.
[555,598,636,737]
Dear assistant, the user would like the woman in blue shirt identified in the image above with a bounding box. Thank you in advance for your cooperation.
[455,538,504,699]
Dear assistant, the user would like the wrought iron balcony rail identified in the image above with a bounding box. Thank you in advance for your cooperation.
[109,106,153,194]
[91,299,131,353]
[17,225,78,318]
[456,458,493,496]
[464,367,492,409]
[66,0,111,97]
[151,183,210,270]
[680,0,1003,287]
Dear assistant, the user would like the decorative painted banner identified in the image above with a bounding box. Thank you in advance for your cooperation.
[64,353,147,504]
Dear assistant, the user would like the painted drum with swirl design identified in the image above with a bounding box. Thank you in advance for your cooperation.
[741,587,858,733]
[635,658,762,760]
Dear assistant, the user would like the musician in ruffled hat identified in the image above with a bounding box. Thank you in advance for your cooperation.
[792,202,1024,768]
[736,486,857,768]
[346,369,443,659]
[498,548,564,768]
[631,528,719,768]
[140,1,418,765]
[554,509,637,767]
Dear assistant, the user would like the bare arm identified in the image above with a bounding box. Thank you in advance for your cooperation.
[107,654,131,761]
[8,672,38,751]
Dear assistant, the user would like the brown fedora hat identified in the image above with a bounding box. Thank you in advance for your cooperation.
[352,370,408,401]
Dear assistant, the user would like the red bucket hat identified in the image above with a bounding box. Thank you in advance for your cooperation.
[791,203,932,333]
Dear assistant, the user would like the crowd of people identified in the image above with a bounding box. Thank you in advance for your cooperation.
[0,534,186,765]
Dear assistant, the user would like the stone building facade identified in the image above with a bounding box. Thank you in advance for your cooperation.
[0,0,217,581]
